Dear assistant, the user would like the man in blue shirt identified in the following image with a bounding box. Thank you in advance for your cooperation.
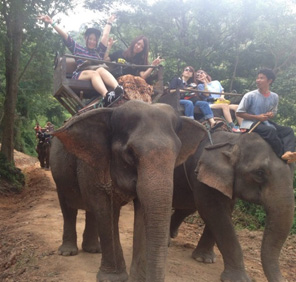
[237,69,296,163]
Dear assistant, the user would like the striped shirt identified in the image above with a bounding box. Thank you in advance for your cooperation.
[64,35,107,79]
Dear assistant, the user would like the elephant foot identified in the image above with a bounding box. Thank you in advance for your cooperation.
[221,269,251,282]
[192,248,216,263]
[97,269,128,282]
[128,274,145,282]
[58,243,78,256]
[82,240,101,253]
[170,228,179,238]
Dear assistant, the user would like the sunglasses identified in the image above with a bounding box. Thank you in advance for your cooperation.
[184,68,193,72]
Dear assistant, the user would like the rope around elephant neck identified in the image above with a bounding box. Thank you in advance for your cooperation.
[183,162,194,191]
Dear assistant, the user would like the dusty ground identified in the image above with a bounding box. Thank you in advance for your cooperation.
[0,150,295,282]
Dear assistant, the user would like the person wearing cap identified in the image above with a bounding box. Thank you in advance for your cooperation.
[104,35,164,103]
[38,14,123,108]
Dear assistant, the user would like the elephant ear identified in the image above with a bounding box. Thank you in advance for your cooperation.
[196,142,239,199]
[175,117,207,166]
[52,109,113,169]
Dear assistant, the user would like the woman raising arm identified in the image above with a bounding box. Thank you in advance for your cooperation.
[38,14,123,109]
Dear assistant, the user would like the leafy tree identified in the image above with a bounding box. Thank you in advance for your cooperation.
[0,0,73,163]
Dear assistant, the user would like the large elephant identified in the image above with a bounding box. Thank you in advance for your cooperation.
[171,130,295,282]
[50,100,207,282]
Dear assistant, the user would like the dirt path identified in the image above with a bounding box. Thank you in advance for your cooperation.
[0,152,295,282]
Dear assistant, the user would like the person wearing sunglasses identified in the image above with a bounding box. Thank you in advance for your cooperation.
[169,66,218,128]
[196,70,242,133]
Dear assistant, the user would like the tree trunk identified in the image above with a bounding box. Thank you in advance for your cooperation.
[229,48,239,92]
[0,1,24,163]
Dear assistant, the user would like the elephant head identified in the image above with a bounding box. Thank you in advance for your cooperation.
[52,100,207,281]
[196,131,294,281]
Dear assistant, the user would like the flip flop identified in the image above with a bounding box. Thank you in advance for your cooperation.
[211,121,224,131]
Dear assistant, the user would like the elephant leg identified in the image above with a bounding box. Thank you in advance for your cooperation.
[192,224,216,263]
[170,208,196,238]
[195,185,251,282]
[82,211,101,253]
[45,146,50,169]
[96,192,128,282]
[40,149,45,168]
[57,192,79,256]
[36,146,44,168]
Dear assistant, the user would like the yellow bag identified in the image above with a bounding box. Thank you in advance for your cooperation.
[214,99,231,104]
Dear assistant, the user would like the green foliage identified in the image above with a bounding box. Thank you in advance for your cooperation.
[233,200,266,231]
[0,153,25,194]
[234,197,296,235]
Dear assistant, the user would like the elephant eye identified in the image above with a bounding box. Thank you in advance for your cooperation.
[255,170,264,177]
[252,169,266,183]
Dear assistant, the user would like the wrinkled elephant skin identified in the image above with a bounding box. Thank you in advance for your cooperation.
[50,100,207,282]
[171,131,294,282]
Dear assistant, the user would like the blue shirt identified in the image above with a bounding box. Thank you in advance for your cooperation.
[198,80,224,99]
[236,89,278,129]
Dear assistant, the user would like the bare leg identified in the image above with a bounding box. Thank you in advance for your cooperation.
[78,70,108,96]
[229,104,243,125]
[96,68,119,89]
[208,118,216,127]
[210,103,233,123]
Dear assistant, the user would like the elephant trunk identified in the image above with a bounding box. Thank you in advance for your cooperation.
[261,179,294,282]
[137,150,176,282]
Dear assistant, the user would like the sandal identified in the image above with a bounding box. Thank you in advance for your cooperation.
[211,121,224,131]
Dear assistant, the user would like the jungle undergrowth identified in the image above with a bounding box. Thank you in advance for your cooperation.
[0,153,25,195]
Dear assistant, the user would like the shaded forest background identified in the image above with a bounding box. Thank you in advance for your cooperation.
[0,0,296,231]
[1,0,296,156]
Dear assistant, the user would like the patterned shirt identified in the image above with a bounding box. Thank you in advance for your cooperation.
[64,35,107,79]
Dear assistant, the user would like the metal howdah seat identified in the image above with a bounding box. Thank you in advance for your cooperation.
[53,54,164,115]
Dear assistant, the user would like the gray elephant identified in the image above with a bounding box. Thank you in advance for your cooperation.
[50,100,207,282]
[171,130,295,282]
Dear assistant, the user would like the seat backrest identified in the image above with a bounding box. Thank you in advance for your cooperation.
[65,57,77,76]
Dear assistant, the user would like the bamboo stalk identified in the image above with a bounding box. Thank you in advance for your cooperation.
[248,121,261,133]
[64,54,159,69]
[183,88,243,96]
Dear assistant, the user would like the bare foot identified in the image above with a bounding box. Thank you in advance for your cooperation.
[281,151,296,161]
